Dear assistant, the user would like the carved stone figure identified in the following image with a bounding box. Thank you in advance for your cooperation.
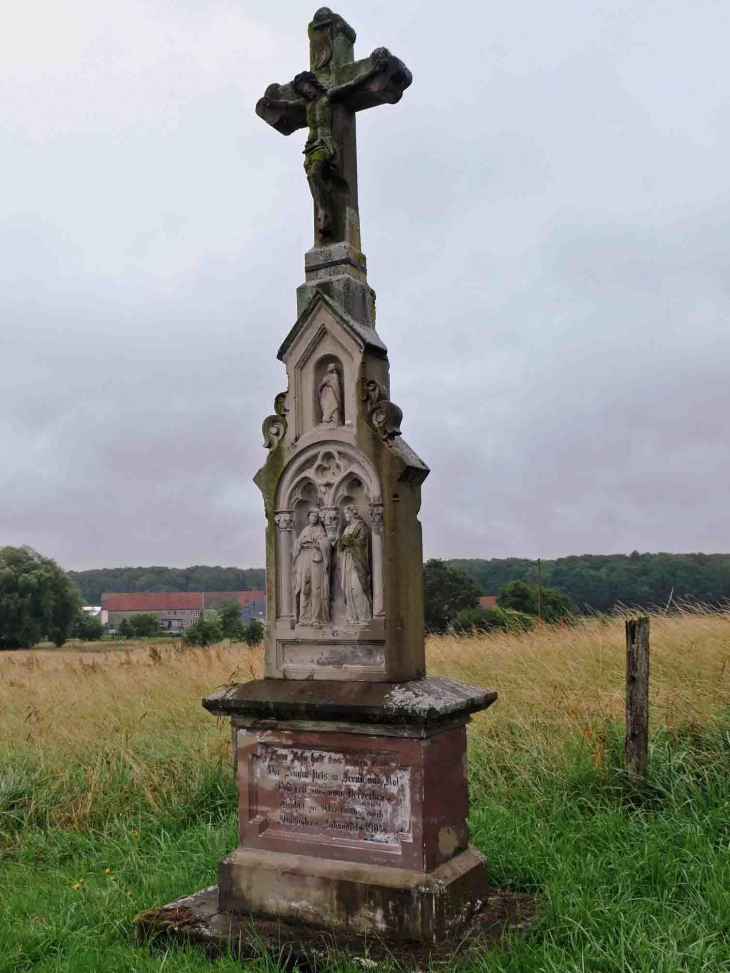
[260,52,390,238]
[318,363,342,424]
[293,509,331,626]
[322,506,340,542]
[338,504,372,625]
[362,378,402,441]
[262,391,288,450]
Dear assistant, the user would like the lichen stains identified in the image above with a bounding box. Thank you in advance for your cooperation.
[438,826,459,857]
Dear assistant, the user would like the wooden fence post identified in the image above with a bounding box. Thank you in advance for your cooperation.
[625,615,650,783]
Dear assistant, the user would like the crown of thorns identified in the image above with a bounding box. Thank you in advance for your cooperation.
[292,71,325,95]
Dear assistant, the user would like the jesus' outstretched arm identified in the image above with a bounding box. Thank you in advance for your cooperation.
[327,49,390,103]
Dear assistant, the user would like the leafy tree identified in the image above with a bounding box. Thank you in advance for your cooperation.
[184,614,223,647]
[242,619,264,646]
[540,586,576,624]
[423,559,480,633]
[71,610,105,642]
[451,607,507,635]
[127,613,160,638]
[496,580,575,624]
[496,580,538,615]
[451,606,536,635]
[448,553,730,613]
[118,618,132,639]
[0,546,81,649]
[217,598,246,640]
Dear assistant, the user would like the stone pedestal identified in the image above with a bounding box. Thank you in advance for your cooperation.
[196,678,496,942]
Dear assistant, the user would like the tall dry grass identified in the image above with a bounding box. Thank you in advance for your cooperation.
[2,608,728,769]
[430,607,730,732]
[3,612,730,972]
[1,641,260,763]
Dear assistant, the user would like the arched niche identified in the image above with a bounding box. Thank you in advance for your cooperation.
[277,442,381,511]
[274,442,384,623]
[334,471,369,524]
[291,479,319,537]
[314,354,344,426]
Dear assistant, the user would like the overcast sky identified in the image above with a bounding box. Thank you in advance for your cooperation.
[2,0,729,571]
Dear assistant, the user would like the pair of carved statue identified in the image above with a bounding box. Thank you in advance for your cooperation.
[292,505,371,628]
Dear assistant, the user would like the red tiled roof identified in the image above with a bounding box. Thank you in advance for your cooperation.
[102,591,265,611]
[479,595,498,609]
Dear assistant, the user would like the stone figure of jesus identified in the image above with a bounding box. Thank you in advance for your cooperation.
[261,52,388,236]
[292,508,331,627]
[318,363,342,424]
[338,504,372,626]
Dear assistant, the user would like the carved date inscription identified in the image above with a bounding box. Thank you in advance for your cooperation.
[253,745,411,846]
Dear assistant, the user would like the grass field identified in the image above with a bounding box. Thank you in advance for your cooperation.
[2,610,730,971]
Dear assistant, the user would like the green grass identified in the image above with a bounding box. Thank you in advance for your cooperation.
[3,723,730,972]
[3,616,730,972]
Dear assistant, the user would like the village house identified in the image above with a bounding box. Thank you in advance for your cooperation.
[102,591,266,633]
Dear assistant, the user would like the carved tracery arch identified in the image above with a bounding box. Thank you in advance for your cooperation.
[274,442,384,623]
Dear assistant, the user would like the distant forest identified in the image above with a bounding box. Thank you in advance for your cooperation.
[448,553,730,613]
[70,554,730,613]
[70,566,266,605]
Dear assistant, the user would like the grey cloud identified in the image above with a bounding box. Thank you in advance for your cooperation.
[2,0,729,569]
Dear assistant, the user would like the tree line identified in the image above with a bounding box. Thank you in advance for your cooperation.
[423,560,575,634]
[0,547,267,649]
[69,565,266,604]
[70,553,730,613]
[447,553,730,612]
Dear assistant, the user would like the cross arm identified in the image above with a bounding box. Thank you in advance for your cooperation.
[330,48,413,112]
[255,82,308,136]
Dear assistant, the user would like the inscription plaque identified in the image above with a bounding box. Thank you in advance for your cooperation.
[278,641,386,672]
[251,744,411,848]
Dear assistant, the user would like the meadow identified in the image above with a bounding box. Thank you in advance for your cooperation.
[1,610,729,972]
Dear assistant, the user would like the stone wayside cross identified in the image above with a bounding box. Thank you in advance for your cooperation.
[137,10,501,957]
[256,7,411,248]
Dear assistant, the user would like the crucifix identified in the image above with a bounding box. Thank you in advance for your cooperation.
[256,7,412,248]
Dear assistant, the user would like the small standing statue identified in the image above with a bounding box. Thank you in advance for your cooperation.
[318,363,342,424]
[338,504,372,626]
[293,509,331,627]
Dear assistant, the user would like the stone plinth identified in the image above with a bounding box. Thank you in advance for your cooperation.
[219,846,489,941]
[198,678,497,942]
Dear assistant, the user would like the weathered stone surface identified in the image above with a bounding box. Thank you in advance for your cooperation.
[252,11,425,684]
[143,10,508,960]
[218,845,489,941]
[203,677,497,726]
[135,883,536,966]
[231,720,473,871]
[255,9,411,248]
[255,287,429,683]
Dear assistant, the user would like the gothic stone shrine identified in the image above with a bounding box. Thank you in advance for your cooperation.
[135,7,499,952]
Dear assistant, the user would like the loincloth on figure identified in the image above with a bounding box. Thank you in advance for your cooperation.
[303,136,342,179]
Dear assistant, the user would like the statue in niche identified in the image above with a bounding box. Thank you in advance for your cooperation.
[338,504,373,626]
[292,509,331,627]
[318,363,342,425]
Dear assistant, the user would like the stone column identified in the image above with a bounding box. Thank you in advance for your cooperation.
[274,511,294,620]
[370,503,384,618]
